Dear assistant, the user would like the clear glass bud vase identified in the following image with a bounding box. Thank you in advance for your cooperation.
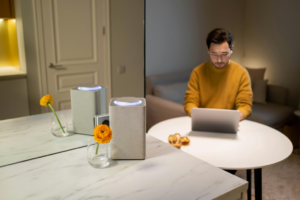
[51,113,69,137]
[87,138,109,168]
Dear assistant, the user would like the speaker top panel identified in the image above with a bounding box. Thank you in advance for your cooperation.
[71,85,107,92]
[110,97,146,107]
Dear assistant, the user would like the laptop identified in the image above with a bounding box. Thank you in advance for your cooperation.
[191,108,240,133]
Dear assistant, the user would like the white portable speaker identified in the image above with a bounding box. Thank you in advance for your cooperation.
[71,85,107,135]
[109,97,146,160]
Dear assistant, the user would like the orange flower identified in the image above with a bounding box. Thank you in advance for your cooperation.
[39,94,65,134]
[93,124,112,144]
[40,94,53,106]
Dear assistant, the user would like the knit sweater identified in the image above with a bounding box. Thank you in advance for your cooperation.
[184,60,253,118]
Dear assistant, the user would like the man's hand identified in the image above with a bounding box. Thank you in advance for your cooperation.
[239,112,244,121]
[238,111,244,131]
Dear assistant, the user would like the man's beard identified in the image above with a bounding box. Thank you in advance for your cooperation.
[210,60,230,69]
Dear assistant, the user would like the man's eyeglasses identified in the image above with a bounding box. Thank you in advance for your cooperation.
[210,52,230,60]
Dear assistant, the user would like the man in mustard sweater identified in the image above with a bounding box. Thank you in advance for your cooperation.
[184,28,253,121]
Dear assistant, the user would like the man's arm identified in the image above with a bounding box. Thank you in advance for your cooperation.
[184,69,200,116]
[236,71,253,120]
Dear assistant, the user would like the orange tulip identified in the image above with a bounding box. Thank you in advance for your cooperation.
[93,124,112,144]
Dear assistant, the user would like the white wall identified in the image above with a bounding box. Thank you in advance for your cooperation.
[242,0,300,107]
[146,0,245,76]
[110,0,144,98]
[20,0,45,115]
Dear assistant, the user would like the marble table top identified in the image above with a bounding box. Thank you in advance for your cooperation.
[0,135,247,200]
[0,110,91,167]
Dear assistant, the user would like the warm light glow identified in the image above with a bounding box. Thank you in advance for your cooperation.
[0,67,23,76]
[0,19,3,22]
[11,19,16,22]
[0,19,20,69]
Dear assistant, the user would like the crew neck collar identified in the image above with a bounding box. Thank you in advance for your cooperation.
[208,60,231,73]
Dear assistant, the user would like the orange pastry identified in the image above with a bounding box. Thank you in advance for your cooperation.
[174,133,181,141]
[168,135,177,144]
[180,136,190,146]
[168,134,182,149]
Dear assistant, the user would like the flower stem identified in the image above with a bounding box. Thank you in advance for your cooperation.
[96,143,99,155]
[48,104,65,134]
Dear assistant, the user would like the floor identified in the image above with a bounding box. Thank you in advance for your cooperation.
[236,152,300,200]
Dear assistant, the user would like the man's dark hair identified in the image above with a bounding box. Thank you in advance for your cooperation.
[206,28,233,49]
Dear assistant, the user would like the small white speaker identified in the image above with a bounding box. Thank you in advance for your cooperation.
[110,97,146,160]
[71,85,107,135]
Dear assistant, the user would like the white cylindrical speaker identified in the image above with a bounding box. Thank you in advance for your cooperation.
[71,85,107,135]
[110,97,146,160]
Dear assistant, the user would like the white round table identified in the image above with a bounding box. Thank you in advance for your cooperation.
[148,117,293,200]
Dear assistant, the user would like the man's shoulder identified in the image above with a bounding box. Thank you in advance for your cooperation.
[192,61,210,72]
[230,60,249,76]
[230,60,248,73]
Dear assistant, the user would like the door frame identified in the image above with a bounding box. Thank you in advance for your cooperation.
[22,0,111,114]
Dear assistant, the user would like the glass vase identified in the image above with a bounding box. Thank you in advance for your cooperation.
[87,138,109,168]
[51,113,69,137]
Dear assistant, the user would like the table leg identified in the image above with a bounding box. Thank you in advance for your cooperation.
[254,168,262,200]
[247,169,252,200]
